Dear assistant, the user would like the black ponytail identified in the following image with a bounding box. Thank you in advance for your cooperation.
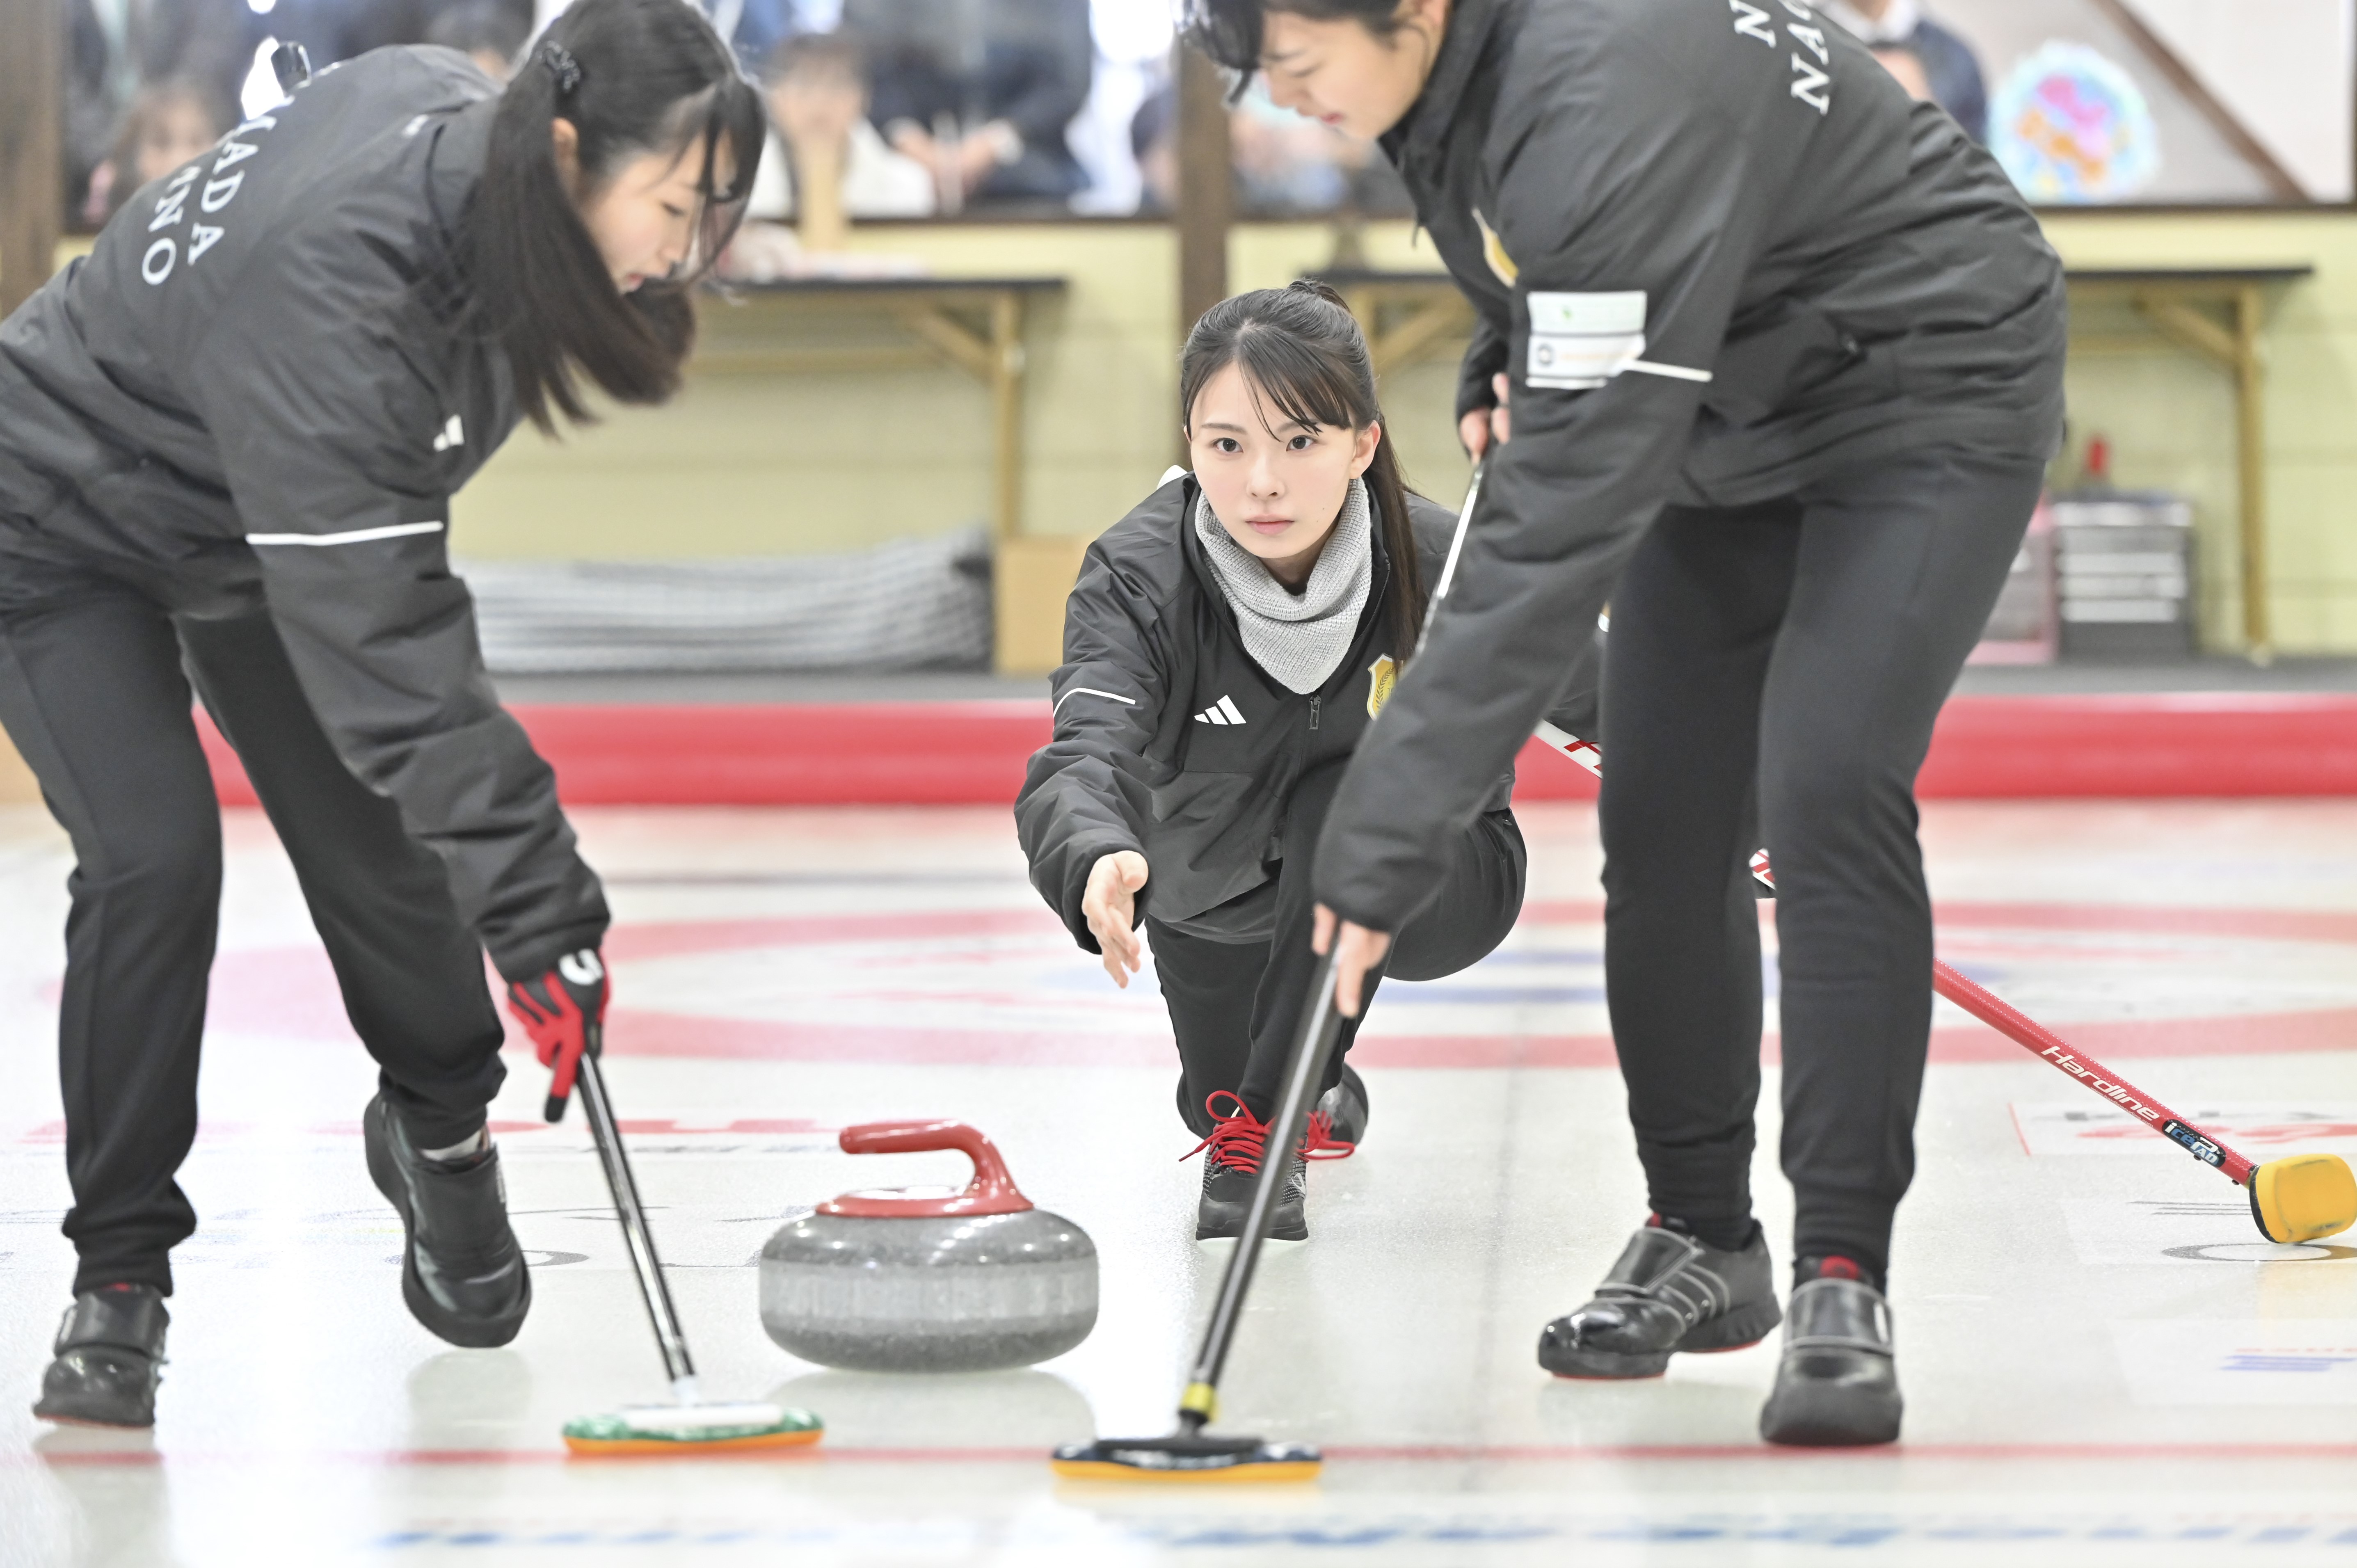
[467,0,764,431]
[1180,279,1429,654]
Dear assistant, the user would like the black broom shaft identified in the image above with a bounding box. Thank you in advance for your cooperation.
[577,1049,697,1385]
[1412,463,1483,663]
[1170,470,1470,1427]
[1183,947,1347,1414]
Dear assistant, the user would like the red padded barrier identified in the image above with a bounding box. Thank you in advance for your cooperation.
[194,692,2357,808]
[1917,693,2357,798]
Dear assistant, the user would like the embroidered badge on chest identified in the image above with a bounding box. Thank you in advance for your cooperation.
[1367,654,1397,718]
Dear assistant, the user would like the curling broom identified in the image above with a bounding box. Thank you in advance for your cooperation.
[551,1038,824,1455]
[1049,948,1344,1482]
[1534,721,2357,1245]
[1049,466,1497,1482]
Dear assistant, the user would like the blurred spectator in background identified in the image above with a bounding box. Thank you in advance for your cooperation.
[744,32,936,221]
[1231,84,1351,213]
[425,1,530,78]
[1871,43,1936,107]
[1131,78,1177,215]
[333,0,533,61]
[62,0,253,228]
[1824,0,1987,142]
[1129,77,1410,220]
[1232,82,1409,217]
[696,0,799,73]
[844,0,1093,209]
[79,76,234,227]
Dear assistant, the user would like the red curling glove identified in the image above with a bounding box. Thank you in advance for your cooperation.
[505,948,610,1123]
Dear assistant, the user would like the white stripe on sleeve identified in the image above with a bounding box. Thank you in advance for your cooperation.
[244,521,447,547]
[1052,685,1140,719]
[1619,358,1713,383]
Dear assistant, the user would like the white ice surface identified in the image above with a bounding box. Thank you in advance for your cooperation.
[1,800,2355,1566]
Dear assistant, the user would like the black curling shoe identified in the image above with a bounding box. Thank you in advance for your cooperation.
[33,1284,169,1428]
[1306,1064,1369,1156]
[1758,1271,1904,1447]
[1195,1153,1308,1243]
[363,1095,530,1348]
[1538,1223,1781,1378]
[1187,1093,1308,1243]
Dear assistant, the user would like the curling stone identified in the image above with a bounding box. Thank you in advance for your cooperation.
[760,1120,1097,1373]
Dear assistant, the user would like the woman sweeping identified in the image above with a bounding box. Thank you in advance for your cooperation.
[0,0,760,1426]
[1185,0,2066,1445]
[1019,283,1529,1244]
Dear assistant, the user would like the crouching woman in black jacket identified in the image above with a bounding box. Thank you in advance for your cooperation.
[1017,282,1525,1243]
[0,0,760,1426]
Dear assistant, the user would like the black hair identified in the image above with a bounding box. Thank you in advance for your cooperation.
[1180,280,1427,653]
[1181,0,1420,79]
[466,0,765,431]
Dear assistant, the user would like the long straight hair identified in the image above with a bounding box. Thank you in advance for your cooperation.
[1180,280,1429,653]
[466,0,764,430]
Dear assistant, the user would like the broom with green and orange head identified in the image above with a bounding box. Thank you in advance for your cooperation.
[537,1013,823,1456]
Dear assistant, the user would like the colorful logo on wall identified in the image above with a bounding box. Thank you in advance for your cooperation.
[1991,41,2163,203]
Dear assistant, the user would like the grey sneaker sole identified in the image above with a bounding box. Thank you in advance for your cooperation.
[1194,1202,1309,1244]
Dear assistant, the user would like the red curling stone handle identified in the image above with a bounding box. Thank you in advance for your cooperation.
[826,1120,1034,1217]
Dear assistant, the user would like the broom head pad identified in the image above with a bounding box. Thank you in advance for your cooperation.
[2250,1154,2357,1243]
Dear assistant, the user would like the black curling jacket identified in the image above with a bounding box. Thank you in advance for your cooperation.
[0,47,606,981]
[1017,474,1520,950]
[1315,0,2068,930]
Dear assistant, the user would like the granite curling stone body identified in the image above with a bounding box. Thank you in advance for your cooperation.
[761,1120,1097,1372]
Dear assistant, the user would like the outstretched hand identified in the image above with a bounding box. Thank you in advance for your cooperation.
[1082,850,1150,987]
[1313,905,1393,1018]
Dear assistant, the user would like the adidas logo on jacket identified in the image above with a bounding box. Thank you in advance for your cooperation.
[1194,695,1248,726]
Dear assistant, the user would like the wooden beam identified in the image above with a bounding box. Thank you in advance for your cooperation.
[0,0,64,317]
[987,288,1025,546]
[1175,44,1232,343]
[2233,284,2272,661]
[887,301,996,382]
[2131,294,2238,370]
[2087,0,2307,203]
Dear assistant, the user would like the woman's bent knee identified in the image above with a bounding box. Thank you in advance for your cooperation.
[75,812,222,901]
[1386,812,1525,982]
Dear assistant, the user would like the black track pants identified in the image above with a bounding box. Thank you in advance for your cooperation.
[0,567,505,1296]
[1150,756,1526,1136]
[1597,449,2048,1282]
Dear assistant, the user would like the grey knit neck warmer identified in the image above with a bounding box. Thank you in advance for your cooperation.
[1193,477,1374,695]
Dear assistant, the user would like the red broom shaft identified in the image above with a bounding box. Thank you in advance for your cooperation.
[1533,725,2260,1184]
[1930,958,2256,1184]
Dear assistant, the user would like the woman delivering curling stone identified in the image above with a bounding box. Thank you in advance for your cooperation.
[1186,0,2065,1445]
[0,0,760,1427]
[1017,282,1531,1245]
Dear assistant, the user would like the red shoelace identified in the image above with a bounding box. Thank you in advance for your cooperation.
[1181,1092,1355,1173]
[1302,1108,1356,1160]
[1182,1092,1270,1175]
